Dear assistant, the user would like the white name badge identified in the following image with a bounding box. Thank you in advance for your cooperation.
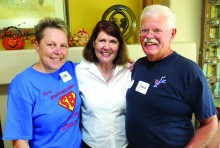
[59,71,72,82]
[135,81,150,95]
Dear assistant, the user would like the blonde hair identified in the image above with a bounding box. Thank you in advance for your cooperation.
[34,17,70,43]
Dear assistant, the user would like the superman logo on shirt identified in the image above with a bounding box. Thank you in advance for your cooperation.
[59,92,76,111]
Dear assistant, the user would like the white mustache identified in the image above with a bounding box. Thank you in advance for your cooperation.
[143,38,159,44]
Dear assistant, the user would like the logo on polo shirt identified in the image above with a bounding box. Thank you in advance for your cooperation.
[153,76,166,87]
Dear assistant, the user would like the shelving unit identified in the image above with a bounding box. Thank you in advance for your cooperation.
[200,0,220,109]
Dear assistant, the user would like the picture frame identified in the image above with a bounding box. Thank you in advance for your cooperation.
[0,0,69,29]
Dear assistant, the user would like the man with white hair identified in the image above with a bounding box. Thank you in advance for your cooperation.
[126,4,218,147]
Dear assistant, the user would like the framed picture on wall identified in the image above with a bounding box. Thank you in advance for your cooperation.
[0,0,69,28]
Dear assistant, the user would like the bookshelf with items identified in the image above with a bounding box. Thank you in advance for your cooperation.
[200,0,220,119]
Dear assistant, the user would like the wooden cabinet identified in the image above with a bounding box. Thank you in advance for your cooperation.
[200,0,220,107]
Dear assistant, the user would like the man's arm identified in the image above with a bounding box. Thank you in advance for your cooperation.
[207,121,220,148]
[185,115,218,148]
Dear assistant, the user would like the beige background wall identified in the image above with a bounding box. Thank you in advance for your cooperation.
[69,0,142,44]
[170,0,202,62]
[69,0,202,61]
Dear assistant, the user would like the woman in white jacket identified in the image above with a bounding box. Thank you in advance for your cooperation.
[76,20,131,148]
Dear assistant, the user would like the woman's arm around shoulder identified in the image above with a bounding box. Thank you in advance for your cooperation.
[12,140,29,148]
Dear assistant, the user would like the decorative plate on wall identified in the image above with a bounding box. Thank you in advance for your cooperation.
[102,4,136,44]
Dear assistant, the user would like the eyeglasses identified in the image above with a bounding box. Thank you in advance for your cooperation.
[138,28,168,36]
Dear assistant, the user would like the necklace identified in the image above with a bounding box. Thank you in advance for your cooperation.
[95,62,115,82]
[105,66,115,82]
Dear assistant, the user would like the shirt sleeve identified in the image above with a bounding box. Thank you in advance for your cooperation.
[3,89,33,140]
[189,72,217,120]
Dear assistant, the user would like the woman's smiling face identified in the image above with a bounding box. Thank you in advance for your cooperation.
[93,31,119,65]
[34,28,69,73]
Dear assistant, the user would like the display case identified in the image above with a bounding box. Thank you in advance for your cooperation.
[200,0,220,118]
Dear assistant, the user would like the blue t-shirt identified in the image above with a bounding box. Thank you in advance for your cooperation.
[126,52,217,147]
[3,61,82,148]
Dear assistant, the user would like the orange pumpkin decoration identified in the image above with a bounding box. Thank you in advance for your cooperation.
[2,26,25,50]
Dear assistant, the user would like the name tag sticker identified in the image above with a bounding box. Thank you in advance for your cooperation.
[135,81,150,95]
[59,71,72,82]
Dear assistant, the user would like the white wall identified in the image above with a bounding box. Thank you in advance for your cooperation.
[0,43,197,85]
[170,0,202,62]
[0,43,197,147]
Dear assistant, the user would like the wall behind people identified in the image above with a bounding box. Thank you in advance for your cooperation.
[69,0,142,44]
[169,0,202,61]
[69,0,201,61]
